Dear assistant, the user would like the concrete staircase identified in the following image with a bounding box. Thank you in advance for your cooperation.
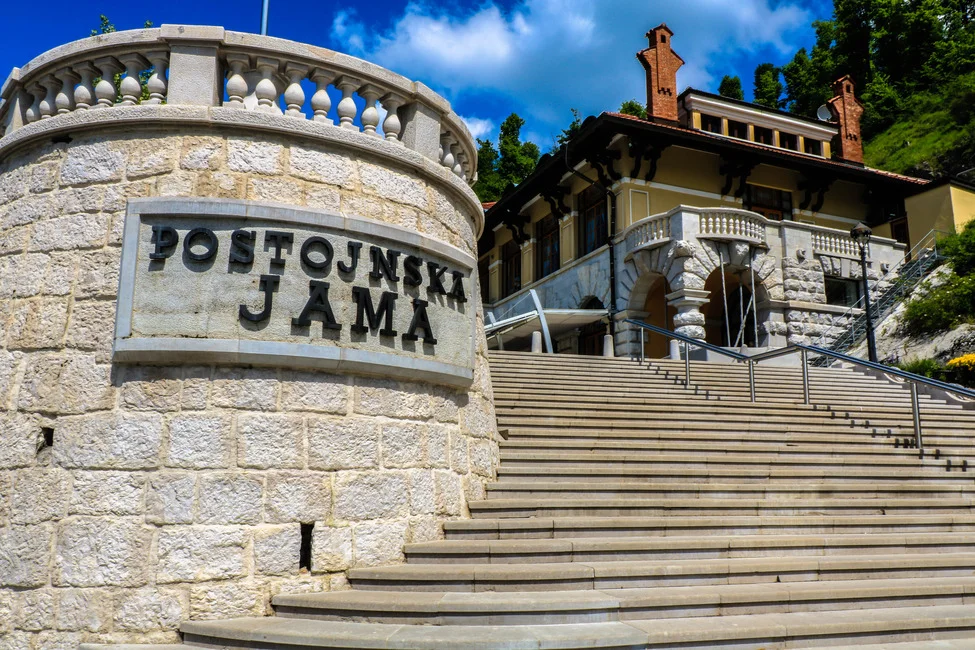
[89,351,975,649]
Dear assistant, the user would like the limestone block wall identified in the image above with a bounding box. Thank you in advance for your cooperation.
[0,125,498,646]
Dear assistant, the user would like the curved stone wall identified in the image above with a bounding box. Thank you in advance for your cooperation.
[0,40,497,646]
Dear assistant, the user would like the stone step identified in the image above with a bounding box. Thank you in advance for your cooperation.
[496,419,918,437]
[499,439,907,456]
[496,465,975,484]
[443,515,975,540]
[500,450,937,469]
[270,577,975,625]
[180,618,647,649]
[347,553,975,591]
[484,480,973,500]
[404,532,975,564]
[467,497,975,518]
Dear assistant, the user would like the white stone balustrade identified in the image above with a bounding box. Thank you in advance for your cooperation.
[811,230,865,258]
[0,26,477,185]
[622,205,896,267]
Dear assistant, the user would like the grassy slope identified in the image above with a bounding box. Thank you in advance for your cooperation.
[864,109,966,173]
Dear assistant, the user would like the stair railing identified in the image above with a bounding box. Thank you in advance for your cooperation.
[626,318,975,453]
[813,229,951,352]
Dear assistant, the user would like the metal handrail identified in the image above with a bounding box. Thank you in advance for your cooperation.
[626,318,975,453]
[813,228,951,349]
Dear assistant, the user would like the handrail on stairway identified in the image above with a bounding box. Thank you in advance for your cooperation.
[625,318,975,453]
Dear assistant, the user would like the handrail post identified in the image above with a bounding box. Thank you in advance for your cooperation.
[801,349,810,405]
[911,382,923,452]
[639,328,645,364]
[748,360,756,402]
[684,341,691,388]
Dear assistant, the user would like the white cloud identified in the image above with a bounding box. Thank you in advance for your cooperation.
[460,115,495,140]
[331,0,810,143]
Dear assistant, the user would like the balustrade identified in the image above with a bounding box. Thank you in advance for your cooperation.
[698,209,767,245]
[812,231,864,258]
[0,26,477,185]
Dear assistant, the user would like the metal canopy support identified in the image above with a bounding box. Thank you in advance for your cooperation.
[719,253,731,347]
[530,289,554,354]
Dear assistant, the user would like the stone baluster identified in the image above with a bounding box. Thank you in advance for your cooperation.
[456,151,469,181]
[309,69,334,123]
[224,53,250,108]
[93,56,123,108]
[283,63,308,118]
[440,133,455,169]
[451,143,464,177]
[254,57,280,113]
[358,85,381,136]
[24,83,44,124]
[335,76,361,130]
[73,62,97,110]
[54,68,79,115]
[38,75,59,119]
[118,53,149,106]
[144,50,169,104]
[380,92,404,142]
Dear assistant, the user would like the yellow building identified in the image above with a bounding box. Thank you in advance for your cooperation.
[479,24,975,358]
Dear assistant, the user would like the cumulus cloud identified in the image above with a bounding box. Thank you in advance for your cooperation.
[460,116,495,140]
[332,0,810,142]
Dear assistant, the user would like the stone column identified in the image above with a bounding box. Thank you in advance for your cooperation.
[666,288,710,340]
[488,260,501,304]
[160,25,225,107]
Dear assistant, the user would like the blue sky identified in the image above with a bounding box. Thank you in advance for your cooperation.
[1,0,834,147]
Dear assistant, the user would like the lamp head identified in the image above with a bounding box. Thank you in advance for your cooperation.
[850,222,872,249]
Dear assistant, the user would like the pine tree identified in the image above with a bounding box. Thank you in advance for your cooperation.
[718,76,744,100]
[753,63,784,109]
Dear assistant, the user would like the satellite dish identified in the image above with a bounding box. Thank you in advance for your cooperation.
[816,104,834,121]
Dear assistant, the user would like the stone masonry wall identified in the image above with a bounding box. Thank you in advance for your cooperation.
[0,127,499,647]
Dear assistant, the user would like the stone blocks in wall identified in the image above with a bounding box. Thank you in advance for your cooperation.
[0,125,498,645]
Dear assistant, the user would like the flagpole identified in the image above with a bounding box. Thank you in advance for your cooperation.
[261,0,269,35]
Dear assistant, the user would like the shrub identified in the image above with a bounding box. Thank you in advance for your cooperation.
[941,220,975,278]
[946,353,975,388]
[897,357,944,379]
[902,273,975,336]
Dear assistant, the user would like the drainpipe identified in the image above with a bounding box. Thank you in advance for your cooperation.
[562,145,619,338]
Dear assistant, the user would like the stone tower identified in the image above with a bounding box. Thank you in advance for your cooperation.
[636,23,684,122]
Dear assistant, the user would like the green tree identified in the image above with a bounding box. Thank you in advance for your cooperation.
[753,63,784,109]
[473,114,539,203]
[555,108,583,149]
[718,75,744,100]
[618,99,647,119]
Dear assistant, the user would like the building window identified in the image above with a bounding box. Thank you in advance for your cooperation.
[779,132,798,151]
[804,139,823,156]
[536,215,560,280]
[501,240,521,298]
[825,277,861,307]
[478,257,490,303]
[754,126,774,145]
[728,120,748,139]
[744,184,793,221]
[578,184,608,257]
[701,114,722,134]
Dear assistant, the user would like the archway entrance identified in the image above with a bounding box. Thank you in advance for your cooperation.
[578,297,607,356]
[641,275,675,358]
[703,270,758,348]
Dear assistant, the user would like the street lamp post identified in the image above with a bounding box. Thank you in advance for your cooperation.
[850,222,878,363]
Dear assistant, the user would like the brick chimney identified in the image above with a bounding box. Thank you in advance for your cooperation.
[827,75,865,164]
[636,24,684,122]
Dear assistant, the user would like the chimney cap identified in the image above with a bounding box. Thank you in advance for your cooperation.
[646,23,674,39]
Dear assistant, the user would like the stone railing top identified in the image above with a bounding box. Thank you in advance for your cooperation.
[0,25,477,188]
[619,205,905,254]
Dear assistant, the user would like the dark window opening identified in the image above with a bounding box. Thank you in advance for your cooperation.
[299,523,314,571]
[578,184,608,258]
[661,34,667,43]
[501,240,521,299]
[804,139,823,156]
[779,132,798,151]
[825,277,861,307]
[744,184,793,221]
[536,215,560,280]
[38,427,54,454]
[728,120,748,139]
[754,126,774,145]
[700,114,722,134]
